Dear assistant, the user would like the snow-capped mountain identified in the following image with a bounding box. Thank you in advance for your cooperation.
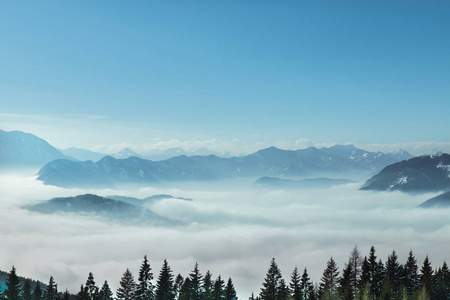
[0,129,73,168]
[361,154,450,192]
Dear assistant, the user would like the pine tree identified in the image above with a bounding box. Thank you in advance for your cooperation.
[99,281,113,300]
[77,285,88,300]
[33,282,43,300]
[86,273,98,300]
[289,267,301,300]
[433,261,450,300]
[358,257,370,294]
[367,246,384,300]
[5,266,21,300]
[385,250,403,300]
[338,263,352,300]
[403,250,420,296]
[203,271,214,300]
[63,290,70,300]
[299,269,313,300]
[188,263,203,300]
[213,276,225,300]
[276,279,288,300]
[260,258,282,300]
[156,259,175,300]
[117,269,137,300]
[225,278,237,300]
[420,255,433,295]
[178,278,191,300]
[174,275,184,300]
[22,280,32,300]
[137,256,154,300]
[44,276,58,300]
[319,257,339,300]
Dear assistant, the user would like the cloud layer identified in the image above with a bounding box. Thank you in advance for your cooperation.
[1,172,449,298]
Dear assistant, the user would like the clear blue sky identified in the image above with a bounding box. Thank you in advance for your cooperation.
[1,1,449,151]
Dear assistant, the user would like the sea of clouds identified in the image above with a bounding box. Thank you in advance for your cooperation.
[1,171,449,298]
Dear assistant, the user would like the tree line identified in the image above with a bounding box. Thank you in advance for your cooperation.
[1,246,450,300]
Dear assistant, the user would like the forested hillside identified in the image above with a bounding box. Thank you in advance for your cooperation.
[1,247,448,300]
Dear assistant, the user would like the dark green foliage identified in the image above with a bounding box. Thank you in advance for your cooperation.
[213,276,225,300]
[116,269,137,300]
[5,266,21,300]
[77,285,88,300]
[299,269,313,300]
[289,267,301,300]
[276,279,288,300]
[178,278,191,300]
[137,256,154,300]
[98,281,113,300]
[259,258,282,300]
[403,250,420,296]
[44,276,58,300]
[338,263,352,300]
[420,255,433,294]
[174,274,184,299]
[319,257,339,300]
[63,290,70,300]
[22,280,32,300]
[203,271,214,300]
[384,250,403,300]
[33,281,43,300]
[188,263,203,300]
[433,261,450,300]
[85,273,98,300]
[156,259,175,300]
[225,278,237,300]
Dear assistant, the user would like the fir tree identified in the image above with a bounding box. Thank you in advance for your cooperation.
[98,281,113,300]
[276,279,288,300]
[137,256,154,300]
[319,257,339,300]
[259,258,282,300]
[338,263,352,300]
[188,263,203,300]
[117,269,137,300]
[420,255,433,295]
[299,269,313,300]
[174,275,184,300]
[433,261,450,300]
[178,278,191,300]
[348,246,362,299]
[5,266,21,300]
[33,282,43,300]
[289,267,301,300]
[85,273,98,300]
[213,276,225,300]
[63,290,70,300]
[44,276,58,300]
[385,250,403,300]
[225,278,237,300]
[77,285,88,300]
[156,259,175,300]
[403,250,420,296]
[203,271,214,300]
[22,280,32,300]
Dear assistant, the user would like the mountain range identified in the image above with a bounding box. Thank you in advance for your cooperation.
[37,144,413,188]
[361,154,450,192]
[418,191,450,208]
[254,177,354,189]
[24,194,180,226]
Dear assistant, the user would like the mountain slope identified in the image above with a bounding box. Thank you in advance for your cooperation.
[361,154,450,192]
[61,147,106,162]
[254,176,354,189]
[0,130,73,168]
[418,191,450,208]
[24,194,180,226]
[37,145,413,188]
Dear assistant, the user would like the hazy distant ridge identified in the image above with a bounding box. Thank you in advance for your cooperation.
[37,145,412,188]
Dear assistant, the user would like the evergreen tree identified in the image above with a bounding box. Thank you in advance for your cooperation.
[276,279,288,300]
[338,263,352,300]
[137,256,154,300]
[225,278,237,300]
[98,281,113,300]
[174,275,184,300]
[63,290,70,300]
[403,250,420,297]
[299,269,313,300]
[77,285,88,300]
[44,276,58,300]
[433,261,450,300]
[85,273,98,300]
[117,269,137,300]
[348,246,362,299]
[367,246,384,300]
[5,266,21,300]
[358,257,370,294]
[213,276,225,300]
[156,259,175,300]
[420,255,433,295]
[22,280,32,300]
[385,250,403,300]
[319,257,339,300]
[178,278,191,300]
[289,267,301,300]
[188,263,203,300]
[203,271,214,300]
[33,282,43,300]
[260,258,282,300]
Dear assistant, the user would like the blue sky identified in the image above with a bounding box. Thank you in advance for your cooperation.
[1,1,449,153]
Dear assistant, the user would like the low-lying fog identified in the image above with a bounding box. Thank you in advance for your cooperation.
[1,171,449,297]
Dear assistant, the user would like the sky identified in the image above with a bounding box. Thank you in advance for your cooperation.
[0,1,449,155]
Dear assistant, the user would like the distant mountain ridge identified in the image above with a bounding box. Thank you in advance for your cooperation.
[361,154,450,192]
[0,129,73,168]
[418,191,450,208]
[254,177,354,189]
[24,194,180,226]
[37,144,413,188]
